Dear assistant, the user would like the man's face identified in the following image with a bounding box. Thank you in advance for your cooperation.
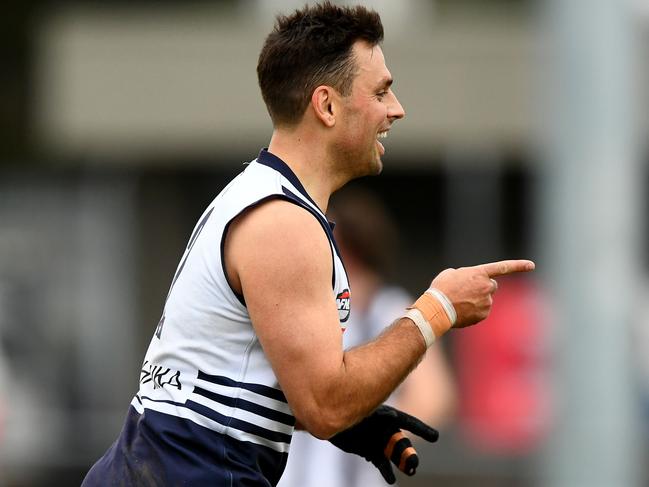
[333,41,405,178]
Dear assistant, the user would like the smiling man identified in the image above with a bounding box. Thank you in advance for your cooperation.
[82,2,534,486]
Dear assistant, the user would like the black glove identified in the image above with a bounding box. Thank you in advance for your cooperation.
[328,405,439,484]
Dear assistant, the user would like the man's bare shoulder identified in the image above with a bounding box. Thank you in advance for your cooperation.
[229,198,329,254]
[224,198,332,295]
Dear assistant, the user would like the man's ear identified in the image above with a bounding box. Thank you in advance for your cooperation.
[311,86,337,127]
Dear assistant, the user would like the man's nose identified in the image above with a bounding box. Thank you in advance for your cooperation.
[389,91,405,120]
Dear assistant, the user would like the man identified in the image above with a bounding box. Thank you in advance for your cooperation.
[82,2,534,486]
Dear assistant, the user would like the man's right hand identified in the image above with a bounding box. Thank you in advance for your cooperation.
[430,260,535,328]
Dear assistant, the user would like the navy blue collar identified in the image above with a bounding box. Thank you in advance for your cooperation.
[256,148,322,213]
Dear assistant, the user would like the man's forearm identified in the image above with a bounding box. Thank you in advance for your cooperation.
[307,317,426,438]
[283,260,535,439]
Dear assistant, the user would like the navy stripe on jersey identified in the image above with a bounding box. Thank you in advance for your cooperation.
[194,386,295,426]
[197,371,289,403]
[137,393,292,445]
[139,395,185,408]
[186,400,292,444]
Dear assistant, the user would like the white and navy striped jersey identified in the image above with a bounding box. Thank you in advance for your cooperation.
[82,149,351,486]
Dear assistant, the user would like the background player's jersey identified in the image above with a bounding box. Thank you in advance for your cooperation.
[82,149,351,486]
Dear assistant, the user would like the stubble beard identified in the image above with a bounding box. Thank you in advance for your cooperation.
[331,144,382,184]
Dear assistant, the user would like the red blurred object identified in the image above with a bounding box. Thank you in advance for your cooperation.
[453,277,552,455]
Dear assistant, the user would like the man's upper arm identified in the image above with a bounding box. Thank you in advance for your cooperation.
[224,199,345,434]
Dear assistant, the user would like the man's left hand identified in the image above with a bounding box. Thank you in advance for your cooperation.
[328,405,439,484]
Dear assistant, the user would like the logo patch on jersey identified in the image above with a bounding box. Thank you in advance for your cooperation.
[336,289,351,323]
[140,361,182,390]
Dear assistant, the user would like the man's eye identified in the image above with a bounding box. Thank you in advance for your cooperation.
[376,91,388,99]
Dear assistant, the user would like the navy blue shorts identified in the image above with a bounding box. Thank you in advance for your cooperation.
[82,406,288,486]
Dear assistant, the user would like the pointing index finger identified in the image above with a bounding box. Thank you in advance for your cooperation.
[479,260,535,277]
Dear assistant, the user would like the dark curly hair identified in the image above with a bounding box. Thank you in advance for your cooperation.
[257,1,384,127]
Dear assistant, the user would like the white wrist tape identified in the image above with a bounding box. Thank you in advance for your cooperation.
[425,288,457,326]
[404,308,436,348]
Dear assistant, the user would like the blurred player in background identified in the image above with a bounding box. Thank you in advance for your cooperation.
[82,2,534,486]
[279,186,457,487]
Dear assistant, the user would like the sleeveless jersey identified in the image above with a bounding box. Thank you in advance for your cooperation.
[82,149,351,486]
